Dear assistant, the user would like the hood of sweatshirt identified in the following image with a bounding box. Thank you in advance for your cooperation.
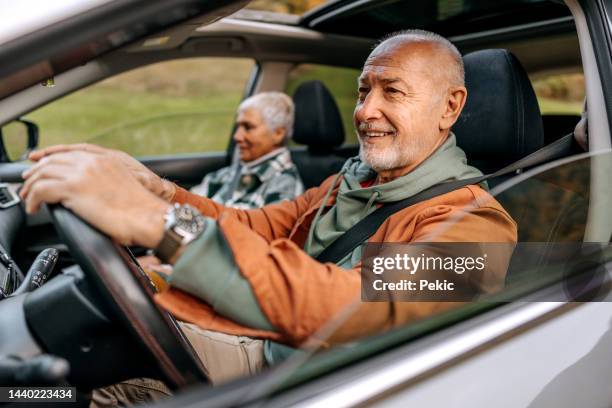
[303,133,484,266]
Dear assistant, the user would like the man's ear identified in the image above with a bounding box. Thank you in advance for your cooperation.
[439,86,467,131]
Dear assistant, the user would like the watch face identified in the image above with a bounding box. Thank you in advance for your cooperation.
[175,205,206,235]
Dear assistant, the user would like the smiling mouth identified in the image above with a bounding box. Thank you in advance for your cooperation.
[361,131,395,139]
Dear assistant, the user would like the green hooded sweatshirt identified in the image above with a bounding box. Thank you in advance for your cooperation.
[303,133,484,268]
[169,133,483,363]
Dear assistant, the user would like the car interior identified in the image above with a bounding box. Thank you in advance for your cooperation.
[0,0,611,406]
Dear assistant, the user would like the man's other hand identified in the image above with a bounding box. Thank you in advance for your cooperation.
[29,144,176,201]
[20,151,170,248]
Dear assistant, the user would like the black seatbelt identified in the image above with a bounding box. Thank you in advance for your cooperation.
[315,133,578,264]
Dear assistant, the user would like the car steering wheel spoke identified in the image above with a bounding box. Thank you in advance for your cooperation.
[50,205,208,389]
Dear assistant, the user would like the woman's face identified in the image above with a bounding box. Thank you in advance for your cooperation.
[233,108,285,162]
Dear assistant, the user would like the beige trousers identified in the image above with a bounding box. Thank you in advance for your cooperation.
[90,322,265,407]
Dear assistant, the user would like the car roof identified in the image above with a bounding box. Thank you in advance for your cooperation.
[195,0,579,75]
[300,0,573,38]
[0,0,581,103]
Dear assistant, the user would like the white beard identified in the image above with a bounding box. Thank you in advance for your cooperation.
[360,143,404,171]
[358,136,421,172]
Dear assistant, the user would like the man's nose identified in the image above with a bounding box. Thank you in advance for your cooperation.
[354,92,383,122]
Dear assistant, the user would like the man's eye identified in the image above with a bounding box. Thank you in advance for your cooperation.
[357,88,369,102]
[385,87,401,94]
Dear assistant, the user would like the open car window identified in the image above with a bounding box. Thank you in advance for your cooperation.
[22,58,255,157]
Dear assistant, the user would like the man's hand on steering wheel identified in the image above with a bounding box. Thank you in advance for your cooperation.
[29,144,177,202]
[20,150,170,248]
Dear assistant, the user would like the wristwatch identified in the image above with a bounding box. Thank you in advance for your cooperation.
[154,203,206,264]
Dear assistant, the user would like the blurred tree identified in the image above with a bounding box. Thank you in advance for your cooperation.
[532,73,585,102]
[246,0,327,14]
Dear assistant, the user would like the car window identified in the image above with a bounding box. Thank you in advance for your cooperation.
[532,72,585,115]
[531,72,585,144]
[274,151,611,391]
[245,0,328,15]
[285,63,360,146]
[23,58,254,157]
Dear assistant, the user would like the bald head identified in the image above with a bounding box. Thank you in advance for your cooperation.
[354,29,468,180]
[367,30,464,90]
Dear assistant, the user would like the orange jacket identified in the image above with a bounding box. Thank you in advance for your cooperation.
[155,176,517,346]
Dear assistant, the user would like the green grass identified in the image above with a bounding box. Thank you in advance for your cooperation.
[21,60,362,156]
[26,88,240,155]
[23,58,253,156]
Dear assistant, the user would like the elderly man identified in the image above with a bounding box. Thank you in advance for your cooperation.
[21,29,516,396]
[190,91,303,209]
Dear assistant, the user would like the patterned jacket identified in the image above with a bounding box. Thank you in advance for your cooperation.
[190,147,304,209]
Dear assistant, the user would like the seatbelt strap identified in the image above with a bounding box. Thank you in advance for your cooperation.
[315,133,577,264]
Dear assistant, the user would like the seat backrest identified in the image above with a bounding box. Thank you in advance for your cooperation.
[454,49,587,245]
[453,49,545,176]
[291,80,347,188]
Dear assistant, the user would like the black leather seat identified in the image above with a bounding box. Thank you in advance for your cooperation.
[291,80,347,189]
[453,49,545,177]
[455,49,587,244]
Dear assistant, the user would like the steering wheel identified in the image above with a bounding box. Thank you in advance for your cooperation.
[50,205,208,388]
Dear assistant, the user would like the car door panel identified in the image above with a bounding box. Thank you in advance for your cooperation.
[375,303,612,408]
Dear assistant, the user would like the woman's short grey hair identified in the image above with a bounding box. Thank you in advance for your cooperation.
[238,92,295,141]
[377,29,464,87]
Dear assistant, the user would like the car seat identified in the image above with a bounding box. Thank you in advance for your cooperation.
[291,80,348,189]
[454,49,588,244]
[453,49,545,177]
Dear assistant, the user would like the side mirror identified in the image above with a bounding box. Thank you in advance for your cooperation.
[0,119,39,162]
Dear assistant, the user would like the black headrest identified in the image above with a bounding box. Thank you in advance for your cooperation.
[453,49,544,171]
[292,80,345,151]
